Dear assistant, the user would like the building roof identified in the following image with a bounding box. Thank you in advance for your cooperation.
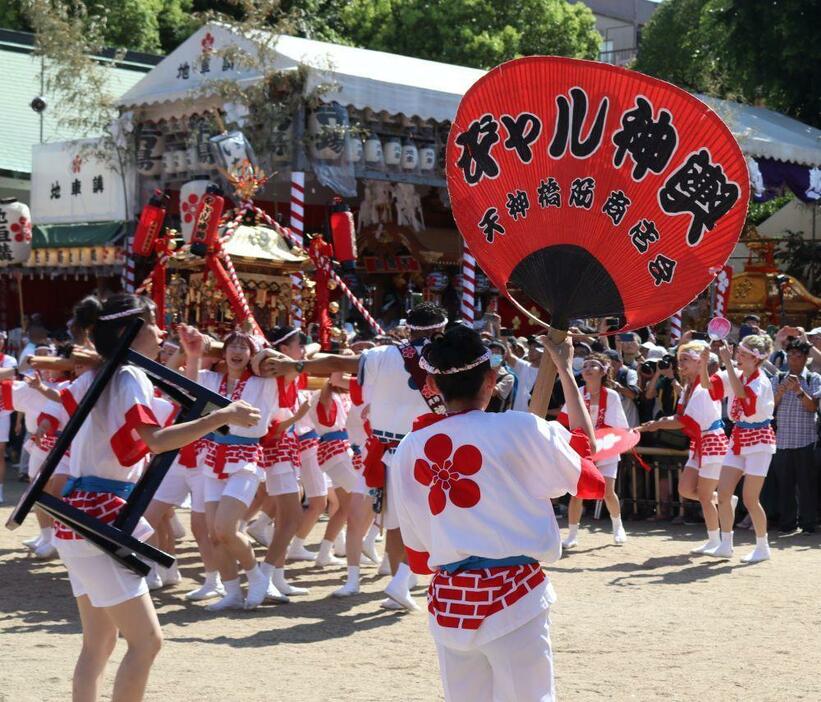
[570,0,659,25]
[119,23,821,169]
[0,29,160,177]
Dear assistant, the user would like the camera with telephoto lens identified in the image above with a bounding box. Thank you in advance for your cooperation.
[640,360,657,375]
[658,354,674,370]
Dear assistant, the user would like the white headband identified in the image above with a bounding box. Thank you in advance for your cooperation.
[406,318,448,331]
[98,308,144,322]
[272,328,300,345]
[678,350,702,361]
[419,349,492,375]
[739,341,767,360]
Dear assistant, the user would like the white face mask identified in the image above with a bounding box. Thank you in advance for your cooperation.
[572,357,584,373]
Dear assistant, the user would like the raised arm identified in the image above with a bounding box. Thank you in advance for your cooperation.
[541,334,595,446]
[259,351,361,378]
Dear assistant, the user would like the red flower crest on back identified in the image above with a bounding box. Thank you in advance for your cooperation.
[414,433,482,515]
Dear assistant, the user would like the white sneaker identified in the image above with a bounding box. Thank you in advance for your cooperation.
[286,544,318,561]
[705,542,733,559]
[145,568,163,590]
[613,526,627,545]
[383,583,419,612]
[185,582,225,601]
[331,582,360,598]
[691,540,721,554]
[377,553,392,576]
[205,592,245,612]
[562,536,578,550]
[379,597,405,610]
[246,520,273,548]
[316,551,345,568]
[245,573,271,610]
[33,542,58,560]
[741,545,771,564]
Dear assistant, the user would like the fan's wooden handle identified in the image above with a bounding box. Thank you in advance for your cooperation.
[528,327,568,419]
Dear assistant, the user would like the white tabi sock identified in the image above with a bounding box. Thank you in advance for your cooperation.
[224,578,242,597]
[245,563,266,585]
[706,529,720,544]
[567,523,579,539]
[41,527,54,545]
[260,562,274,579]
[388,562,411,592]
[611,517,623,533]
[204,570,220,587]
[291,536,306,550]
[318,539,334,559]
[364,524,379,549]
[721,531,734,547]
[756,534,768,548]
[347,565,360,589]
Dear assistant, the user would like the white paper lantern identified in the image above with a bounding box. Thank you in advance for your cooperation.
[0,198,32,266]
[364,134,383,165]
[345,134,363,163]
[402,140,419,170]
[384,136,402,166]
[307,103,348,161]
[420,143,436,171]
[270,115,293,164]
[179,178,211,242]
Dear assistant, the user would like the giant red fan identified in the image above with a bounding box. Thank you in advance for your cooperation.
[447,57,749,332]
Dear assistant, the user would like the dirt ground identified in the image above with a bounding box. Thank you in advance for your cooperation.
[1,478,820,702]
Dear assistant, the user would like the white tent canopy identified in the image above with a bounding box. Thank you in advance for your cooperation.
[119,23,821,166]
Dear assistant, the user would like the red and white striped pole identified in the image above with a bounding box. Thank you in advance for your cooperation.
[461,245,476,324]
[123,236,135,293]
[670,310,683,343]
[289,172,305,328]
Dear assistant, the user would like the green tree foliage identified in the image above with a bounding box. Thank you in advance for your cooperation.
[635,0,820,128]
[336,0,601,68]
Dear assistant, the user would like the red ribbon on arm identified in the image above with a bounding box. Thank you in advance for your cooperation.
[568,429,605,499]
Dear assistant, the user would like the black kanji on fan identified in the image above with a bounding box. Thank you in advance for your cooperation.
[549,88,609,159]
[628,219,660,253]
[537,177,561,208]
[602,190,631,225]
[455,114,501,185]
[478,207,505,243]
[648,253,677,285]
[612,97,677,180]
[569,177,595,209]
[501,113,541,163]
[659,149,740,246]
[506,190,530,221]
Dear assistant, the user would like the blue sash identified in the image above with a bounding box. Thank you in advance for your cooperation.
[440,555,538,574]
[319,430,349,443]
[298,430,319,441]
[62,476,135,498]
[735,419,771,430]
[203,432,260,445]
[705,419,724,432]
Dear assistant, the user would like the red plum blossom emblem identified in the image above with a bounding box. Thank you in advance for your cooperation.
[414,433,482,515]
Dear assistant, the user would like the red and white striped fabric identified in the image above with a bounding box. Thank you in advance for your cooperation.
[261,431,300,472]
[701,432,729,458]
[669,310,682,343]
[427,563,546,631]
[201,440,263,480]
[460,246,477,324]
[290,171,305,328]
[55,491,126,541]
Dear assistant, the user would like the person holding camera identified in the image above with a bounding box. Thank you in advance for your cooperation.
[559,353,630,548]
[643,351,681,421]
[771,340,820,533]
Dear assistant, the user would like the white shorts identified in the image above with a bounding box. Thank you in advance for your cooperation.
[299,448,328,499]
[154,466,205,513]
[0,413,10,443]
[597,459,618,481]
[265,469,299,496]
[325,460,366,495]
[685,454,724,481]
[722,452,772,477]
[60,548,148,608]
[204,470,260,507]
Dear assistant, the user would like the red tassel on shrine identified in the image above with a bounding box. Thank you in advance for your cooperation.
[132,190,168,258]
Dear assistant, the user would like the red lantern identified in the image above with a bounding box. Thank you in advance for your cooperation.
[329,197,357,263]
[447,57,748,332]
[132,190,168,258]
[189,185,225,257]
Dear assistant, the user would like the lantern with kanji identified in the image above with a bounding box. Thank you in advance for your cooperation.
[0,198,32,265]
[179,177,211,243]
[189,185,225,257]
[308,103,348,161]
[132,190,169,258]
